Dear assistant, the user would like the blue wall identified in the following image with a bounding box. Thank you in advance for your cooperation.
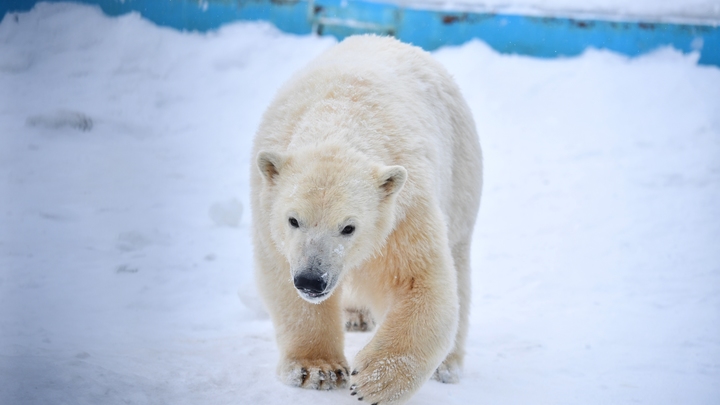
[3,0,719,66]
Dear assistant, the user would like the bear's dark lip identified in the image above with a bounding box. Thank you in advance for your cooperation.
[298,289,327,299]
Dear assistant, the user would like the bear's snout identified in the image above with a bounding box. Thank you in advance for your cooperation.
[294,273,327,297]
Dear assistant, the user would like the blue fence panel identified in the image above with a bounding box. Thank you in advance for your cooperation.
[2,0,719,66]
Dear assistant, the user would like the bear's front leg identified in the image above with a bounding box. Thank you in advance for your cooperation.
[259,262,350,390]
[349,272,458,404]
[277,292,350,390]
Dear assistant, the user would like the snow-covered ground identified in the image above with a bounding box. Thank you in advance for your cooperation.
[389,0,720,24]
[1,3,719,404]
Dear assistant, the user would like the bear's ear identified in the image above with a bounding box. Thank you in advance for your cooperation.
[257,151,286,184]
[377,165,407,198]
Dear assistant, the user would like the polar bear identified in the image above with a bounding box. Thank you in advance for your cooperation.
[250,35,482,404]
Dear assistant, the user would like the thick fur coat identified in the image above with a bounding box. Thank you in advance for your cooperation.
[250,35,482,404]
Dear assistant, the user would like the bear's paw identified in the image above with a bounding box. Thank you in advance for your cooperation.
[279,359,350,390]
[432,357,461,384]
[349,354,420,405]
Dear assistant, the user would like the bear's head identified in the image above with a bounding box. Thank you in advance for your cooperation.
[256,145,407,303]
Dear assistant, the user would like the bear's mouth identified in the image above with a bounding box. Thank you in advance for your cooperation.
[299,289,327,299]
[295,286,334,304]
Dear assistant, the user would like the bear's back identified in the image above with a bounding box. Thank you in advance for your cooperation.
[253,35,481,241]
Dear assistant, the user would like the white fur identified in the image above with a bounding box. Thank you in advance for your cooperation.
[251,35,482,404]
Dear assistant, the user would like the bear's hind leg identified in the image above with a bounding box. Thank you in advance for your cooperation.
[344,307,376,332]
[433,242,471,384]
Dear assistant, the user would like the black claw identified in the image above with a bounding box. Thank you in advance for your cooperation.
[351,370,358,375]
[372,403,378,405]
[358,397,363,401]
[351,392,357,396]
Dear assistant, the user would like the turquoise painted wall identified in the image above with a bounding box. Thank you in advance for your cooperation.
[2,0,719,66]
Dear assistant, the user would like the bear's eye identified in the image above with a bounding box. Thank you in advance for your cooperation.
[341,225,355,236]
[289,217,299,228]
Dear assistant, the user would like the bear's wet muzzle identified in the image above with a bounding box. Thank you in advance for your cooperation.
[293,273,327,297]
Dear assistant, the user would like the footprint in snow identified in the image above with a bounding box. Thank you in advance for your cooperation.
[26,110,93,132]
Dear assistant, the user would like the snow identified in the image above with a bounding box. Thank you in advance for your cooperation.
[1,2,719,404]
[387,0,720,24]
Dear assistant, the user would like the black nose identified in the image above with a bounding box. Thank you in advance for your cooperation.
[294,273,327,295]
